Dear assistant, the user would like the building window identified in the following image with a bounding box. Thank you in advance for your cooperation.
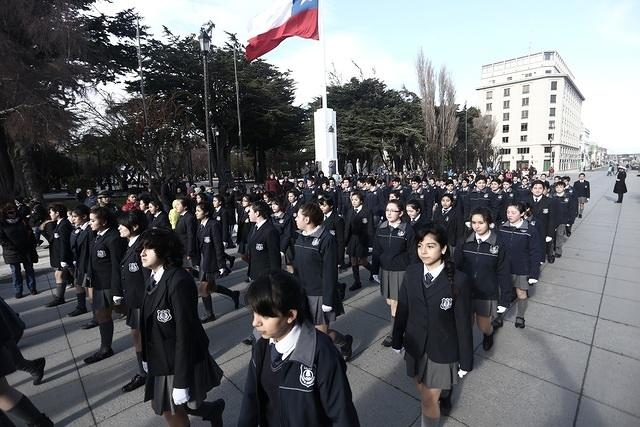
[487,114,492,120]
[503,112,510,121]
[551,81,558,90]
[550,94,556,103]
[517,147,530,154]
[486,103,492,112]
[521,123,528,132]
[549,120,555,129]
[499,148,511,155]
[544,146,552,153]
[522,84,530,94]
[502,125,509,133]
[520,135,528,142]
[548,133,555,141]
[545,70,552,74]
[503,100,510,109]
[507,76,512,81]
[521,110,529,119]
[486,91,493,99]
[504,88,510,97]
[522,97,529,106]
[550,107,556,117]
[502,136,509,143]
[544,52,553,60]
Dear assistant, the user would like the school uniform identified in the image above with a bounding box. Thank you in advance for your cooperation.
[573,180,590,202]
[432,207,464,252]
[498,220,542,290]
[462,188,492,221]
[89,228,127,309]
[515,184,532,203]
[213,206,232,246]
[322,210,345,266]
[337,188,352,218]
[344,206,374,259]
[392,263,473,388]
[141,267,222,415]
[302,185,319,203]
[489,190,506,222]
[372,221,417,301]
[409,214,431,235]
[527,194,554,263]
[47,218,73,269]
[270,211,293,255]
[246,220,281,280]
[175,211,197,265]
[120,236,150,329]
[149,211,171,230]
[239,322,360,427]
[195,219,226,281]
[236,205,251,254]
[549,192,578,257]
[365,188,385,223]
[411,187,437,221]
[70,222,92,287]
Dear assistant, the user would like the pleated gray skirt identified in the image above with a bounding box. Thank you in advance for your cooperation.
[405,352,458,389]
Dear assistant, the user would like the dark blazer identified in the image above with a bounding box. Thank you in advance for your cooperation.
[345,206,374,258]
[527,195,554,240]
[322,211,345,259]
[372,221,417,272]
[271,212,293,253]
[246,220,281,280]
[89,228,126,293]
[409,213,431,235]
[432,207,464,248]
[70,224,92,285]
[47,218,73,268]
[293,226,338,305]
[119,237,150,309]
[0,220,37,264]
[236,205,251,252]
[614,171,627,194]
[141,267,211,388]
[573,180,591,198]
[150,211,171,230]
[212,207,231,243]
[175,211,198,259]
[392,263,473,371]
[195,218,226,278]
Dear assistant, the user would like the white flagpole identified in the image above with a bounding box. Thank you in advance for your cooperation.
[320,0,328,109]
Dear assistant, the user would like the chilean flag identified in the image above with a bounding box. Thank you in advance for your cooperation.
[246,0,319,61]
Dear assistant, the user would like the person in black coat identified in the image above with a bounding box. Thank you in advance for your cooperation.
[318,197,347,270]
[392,225,473,427]
[405,200,432,234]
[549,181,578,260]
[211,194,237,271]
[194,202,240,323]
[244,201,281,281]
[613,166,627,203]
[527,180,555,264]
[139,229,225,426]
[148,199,172,230]
[67,205,93,317]
[239,271,360,427]
[174,198,197,269]
[116,210,150,393]
[573,173,591,217]
[42,203,74,307]
[344,191,375,291]
[285,190,303,273]
[268,197,293,268]
[84,206,127,365]
[0,202,38,298]
[236,195,252,255]
[432,194,464,255]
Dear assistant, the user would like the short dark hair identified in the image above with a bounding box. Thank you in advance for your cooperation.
[148,199,163,210]
[72,204,90,219]
[90,206,116,228]
[406,199,422,213]
[470,207,493,225]
[117,210,148,236]
[555,181,566,187]
[49,203,67,217]
[298,202,323,226]
[139,228,184,268]
[246,270,311,325]
[250,200,271,219]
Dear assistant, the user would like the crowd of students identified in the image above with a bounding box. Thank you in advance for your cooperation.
[0,168,593,426]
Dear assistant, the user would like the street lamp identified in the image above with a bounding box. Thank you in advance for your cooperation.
[548,134,554,174]
[198,22,215,187]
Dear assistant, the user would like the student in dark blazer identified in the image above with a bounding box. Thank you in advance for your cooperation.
[174,198,197,269]
[284,190,302,272]
[68,205,93,317]
[432,194,464,256]
[318,197,347,270]
[244,201,281,281]
[236,195,252,254]
[211,194,236,270]
[116,210,150,393]
[527,180,554,264]
[42,203,74,307]
[573,173,591,217]
[269,197,293,267]
[344,191,375,291]
[84,206,126,365]
[194,202,240,323]
[139,229,225,426]
[405,200,431,235]
[392,225,473,427]
[148,199,171,230]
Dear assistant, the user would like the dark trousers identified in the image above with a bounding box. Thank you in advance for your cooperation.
[617,193,624,203]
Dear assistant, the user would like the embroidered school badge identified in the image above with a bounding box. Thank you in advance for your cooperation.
[330,230,336,236]
[362,218,368,224]
[157,309,172,323]
[96,250,106,258]
[489,245,499,254]
[312,238,320,246]
[204,236,211,243]
[564,198,569,202]
[484,193,489,198]
[54,233,60,239]
[279,219,284,224]
[216,216,221,221]
[543,208,549,214]
[397,230,405,237]
[255,243,264,251]
[440,298,453,310]
[128,262,139,272]
[299,365,315,388]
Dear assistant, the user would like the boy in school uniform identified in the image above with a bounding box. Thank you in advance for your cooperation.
[573,173,590,218]
[549,181,578,262]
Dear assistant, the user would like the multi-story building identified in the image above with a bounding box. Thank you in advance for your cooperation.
[476,51,585,173]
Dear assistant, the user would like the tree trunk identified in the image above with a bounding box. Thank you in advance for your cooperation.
[0,126,16,203]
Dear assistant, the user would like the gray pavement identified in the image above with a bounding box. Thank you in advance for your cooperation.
[2,169,639,426]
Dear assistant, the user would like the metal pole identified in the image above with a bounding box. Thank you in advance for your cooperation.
[232,46,244,183]
[464,102,468,172]
[203,51,213,187]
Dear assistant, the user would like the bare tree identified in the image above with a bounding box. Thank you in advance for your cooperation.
[473,114,497,169]
[416,48,437,168]
[438,65,459,172]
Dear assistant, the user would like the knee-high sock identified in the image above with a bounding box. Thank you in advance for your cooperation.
[215,285,234,299]
[202,295,214,315]
[0,410,15,427]
[99,320,114,352]
[55,283,66,299]
[76,292,87,310]
[517,299,528,317]
[7,396,43,424]
[421,415,440,427]
[351,265,361,284]
[5,340,27,368]
[136,351,146,377]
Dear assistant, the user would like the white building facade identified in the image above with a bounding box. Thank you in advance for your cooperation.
[476,51,585,173]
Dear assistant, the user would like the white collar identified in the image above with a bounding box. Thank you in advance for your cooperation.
[80,221,90,230]
[270,324,301,361]
[97,228,109,237]
[324,210,332,218]
[154,211,161,217]
[354,206,361,213]
[510,219,524,229]
[151,266,165,283]
[128,234,139,247]
[388,220,401,228]
[56,219,62,224]
[180,211,187,216]
[255,218,267,229]
[423,262,445,280]
[475,231,491,242]
[302,225,321,236]
[412,214,421,222]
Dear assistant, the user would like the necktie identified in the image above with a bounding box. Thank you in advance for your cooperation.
[147,277,157,292]
[269,342,282,365]
[424,272,434,288]
[477,238,482,245]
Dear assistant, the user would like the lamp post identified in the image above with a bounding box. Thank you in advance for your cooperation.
[225,32,244,184]
[548,134,554,174]
[464,101,468,172]
[198,22,215,187]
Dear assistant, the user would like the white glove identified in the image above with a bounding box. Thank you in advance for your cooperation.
[497,305,507,314]
[545,236,553,242]
[587,198,590,202]
[465,221,471,228]
[172,388,190,405]
[223,242,228,248]
[219,268,225,276]
[193,264,200,272]
[142,361,148,373]
[458,369,468,379]
[372,274,380,283]
[280,252,285,257]
[392,347,404,355]
[368,247,373,253]
[112,296,123,305]
[528,278,538,285]
[61,262,68,268]
[321,304,332,313]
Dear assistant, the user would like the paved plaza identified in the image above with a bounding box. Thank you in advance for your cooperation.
[2,169,639,427]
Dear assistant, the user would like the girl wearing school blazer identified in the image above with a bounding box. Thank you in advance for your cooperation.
[68,204,92,317]
[42,203,73,307]
[139,228,225,427]
[392,225,473,427]
[344,191,374,291]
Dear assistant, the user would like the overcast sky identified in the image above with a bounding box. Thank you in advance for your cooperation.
[95,0,640,154]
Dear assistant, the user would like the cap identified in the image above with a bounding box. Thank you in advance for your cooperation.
[97,190,111,197]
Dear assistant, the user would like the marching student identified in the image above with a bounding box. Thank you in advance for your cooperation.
[238,270,360,427]
[174,198,197,269]
[374,200,418,348]
[549,181,578,262]
[573,173,590,218]
[139,229,225,427]
[117,210,150,393]
[528,180,554,264]
[285,190,302,272]
[148,199,172,230]
[211,194,236,271]
[67,205,92,317]
[454,208,511,349]
[84,206,126,364]
[194,202,240,324]
[432,194,464,256]
[269,197,293,269]
[499,202,542,329]
[318,197,347,272]
[293,202,353,361]
[462,177,492,223]
[42,203,73,307]
[344,191,375,291]
[236,195,252,255]
[406,200,431,233]
[391,225,473,427]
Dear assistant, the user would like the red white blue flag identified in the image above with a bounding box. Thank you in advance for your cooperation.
[246,0,319,61]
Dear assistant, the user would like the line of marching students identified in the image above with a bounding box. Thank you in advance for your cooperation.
[1,170,588,426]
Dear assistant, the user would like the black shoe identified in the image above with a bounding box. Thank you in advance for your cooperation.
[84,348,114,364]
[349,282,362,291]
[555,254,562,258]
[30,289,38,296]
[231,290,240,309]
[45,297,65,307]
[492,316,504,329]
[242,335,255,346]
[81,319,99,330]
[202,398,225,427]
[200,313,216,324]
[341,335,353,362]
[482,333,494,351]
[28,412,53,427]
[68,307,88,317]
[547,255,555,264]
[121,374,146,392]
[337,282,346,301]
[368,274,375,282]
[439,393,452,416]
[15,292,24,299]
[24,357,46,385]
[228,256,236,271]
[515,317,525,329]
[381,335,393,347]
[578,214,582,218]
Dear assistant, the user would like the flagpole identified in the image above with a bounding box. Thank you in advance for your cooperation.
[320,0,328,109]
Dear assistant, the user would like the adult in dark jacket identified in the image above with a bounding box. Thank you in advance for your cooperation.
[174,198,198,268]
[0,203,38,298]
[344,191,375,291]
[614,166,627,203]
[148,199,172,230]
[42,203,73,307]
[68,205,93,317]
[392,225,473,427]
[139,229,225,426]
[116,210,150,393]
[239,271,360,427]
